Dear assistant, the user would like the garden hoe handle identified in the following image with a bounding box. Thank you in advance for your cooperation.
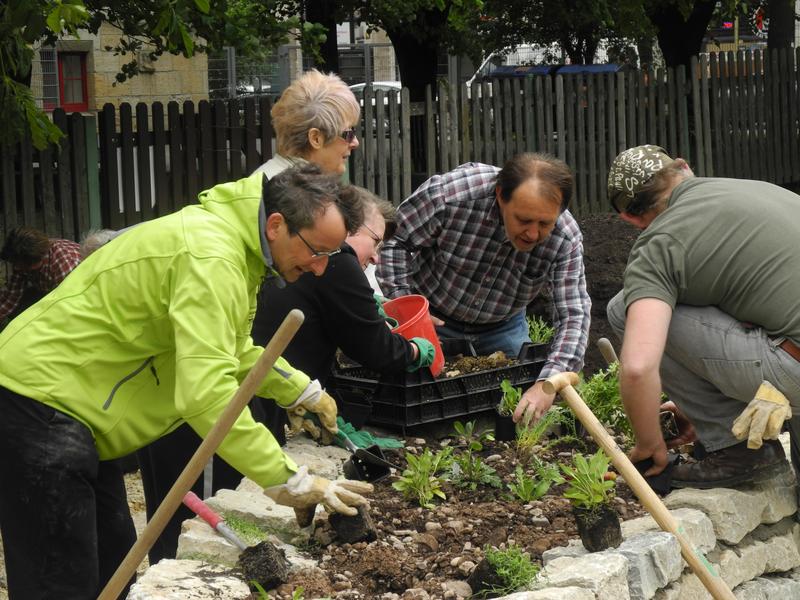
[98,309,305,600]
[542,373,736,600]
[597,337,619,365]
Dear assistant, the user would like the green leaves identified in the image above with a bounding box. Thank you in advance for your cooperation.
[483,544,539,596]
[392,447,453,508]
[526,315,554,344]
[45,0,89,36]
[498,378,522,417]
[558,450,616,510]
[506,464,556,502]
[576,362,633,443]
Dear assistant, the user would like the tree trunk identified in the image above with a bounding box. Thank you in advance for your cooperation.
[384,8,448,102]
[304,0,339,72]
[646,0,716,68]
[637,38,655,70]
[767,0,796,50]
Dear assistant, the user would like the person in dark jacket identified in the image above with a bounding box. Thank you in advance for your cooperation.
[250,186,436,444]
[251,185,433,389]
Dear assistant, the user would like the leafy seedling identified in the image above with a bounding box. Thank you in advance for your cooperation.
[392,447,453,508]
[498,379,522,417]
[526,315,555,344]
[557,449,616,510]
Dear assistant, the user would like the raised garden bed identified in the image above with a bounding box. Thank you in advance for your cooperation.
[269,428,646,599]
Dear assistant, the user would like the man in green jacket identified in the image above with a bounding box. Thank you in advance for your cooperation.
[0,166,371,599]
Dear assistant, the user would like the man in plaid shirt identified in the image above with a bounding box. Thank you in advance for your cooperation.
[377,153,590,425]
[0,227,81,324]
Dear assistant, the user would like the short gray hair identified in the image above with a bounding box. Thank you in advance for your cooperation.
[263,165,364,235]
[271,70,360,157]
[80,229,119,259]
[344,186,397,239]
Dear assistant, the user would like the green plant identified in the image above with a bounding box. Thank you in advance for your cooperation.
[250,580,269,599]
[558,450,616,510]
[224,514,267,546]
[453,419,494,446]
[291,587,305,600]
[498,379,522,417]
[449,420,502,490]
[575,362,633,443]
[526,315,555,344]
[514,404,565,458]
[482,543,540,596]
[506,463,557,502]
[392,447,453,508]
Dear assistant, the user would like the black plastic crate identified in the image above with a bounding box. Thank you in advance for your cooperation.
[328,342,548,430]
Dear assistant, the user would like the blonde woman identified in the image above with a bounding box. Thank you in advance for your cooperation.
[254,69,360,178]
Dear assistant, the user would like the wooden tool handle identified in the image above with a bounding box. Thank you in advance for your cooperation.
[98,309,305,600]
[597,337,619,365]
[545,373,736,600]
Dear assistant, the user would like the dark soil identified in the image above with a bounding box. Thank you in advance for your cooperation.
[577,213,640,376]
[264,213,644,600]
[270,436,645,599]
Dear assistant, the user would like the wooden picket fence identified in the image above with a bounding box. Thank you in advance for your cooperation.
[1,47,799,245]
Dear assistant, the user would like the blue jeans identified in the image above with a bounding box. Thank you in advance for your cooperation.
[436,311,531,359]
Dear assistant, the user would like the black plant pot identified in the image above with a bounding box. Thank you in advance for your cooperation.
[573,504,622,552]
[466,556,507,596]
[494,411,516,441]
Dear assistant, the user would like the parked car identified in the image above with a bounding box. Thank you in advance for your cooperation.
[349,81,402,99]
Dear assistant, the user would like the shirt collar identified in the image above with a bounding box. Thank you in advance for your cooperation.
[258,195,286,289]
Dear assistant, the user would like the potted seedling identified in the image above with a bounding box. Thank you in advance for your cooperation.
[466,543,540,598]
[558,449,622,552]
[496,379,521,441]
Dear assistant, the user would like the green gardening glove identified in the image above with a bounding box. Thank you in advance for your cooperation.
[408,337,436,372]
[374,294,399,329]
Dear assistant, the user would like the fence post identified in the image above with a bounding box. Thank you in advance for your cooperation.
[84,116,102,229]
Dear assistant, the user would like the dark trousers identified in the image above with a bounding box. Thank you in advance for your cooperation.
[136,397,287,564]
[0,386,136,599]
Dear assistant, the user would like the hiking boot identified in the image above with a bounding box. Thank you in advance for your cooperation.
[671,439,786,489]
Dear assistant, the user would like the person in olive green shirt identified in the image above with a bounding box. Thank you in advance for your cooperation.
[605,145,800,490]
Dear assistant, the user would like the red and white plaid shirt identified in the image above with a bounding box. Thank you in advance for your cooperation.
[0,238,82,321]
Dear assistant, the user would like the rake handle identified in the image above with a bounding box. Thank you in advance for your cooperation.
[543,372,735,600]
[98,309,304,600]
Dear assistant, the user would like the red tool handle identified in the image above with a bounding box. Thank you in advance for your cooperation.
[183,491,222,529]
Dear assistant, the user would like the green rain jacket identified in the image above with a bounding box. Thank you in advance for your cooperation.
[0,172,307,487]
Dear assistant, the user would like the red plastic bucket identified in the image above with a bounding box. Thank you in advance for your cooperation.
[382,295,445,376]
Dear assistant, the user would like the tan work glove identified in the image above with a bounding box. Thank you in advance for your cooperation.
[286,380,339,441]
[732,380,792,449]
[263,465,373,516]
[286,405,335,445]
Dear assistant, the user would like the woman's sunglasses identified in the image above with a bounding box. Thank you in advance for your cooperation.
[340,128,357,143]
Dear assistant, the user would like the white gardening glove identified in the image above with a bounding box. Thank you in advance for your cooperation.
[263,465,373,516]
[286,380,339,440]
[732,380,792,449]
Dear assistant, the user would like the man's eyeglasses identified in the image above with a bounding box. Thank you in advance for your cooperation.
[362,223,384,253]
[296,231,342,258]
[340,128,357,143]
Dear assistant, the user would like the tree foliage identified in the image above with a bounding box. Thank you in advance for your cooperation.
[477,0,651,65]
[1,0,314,149]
